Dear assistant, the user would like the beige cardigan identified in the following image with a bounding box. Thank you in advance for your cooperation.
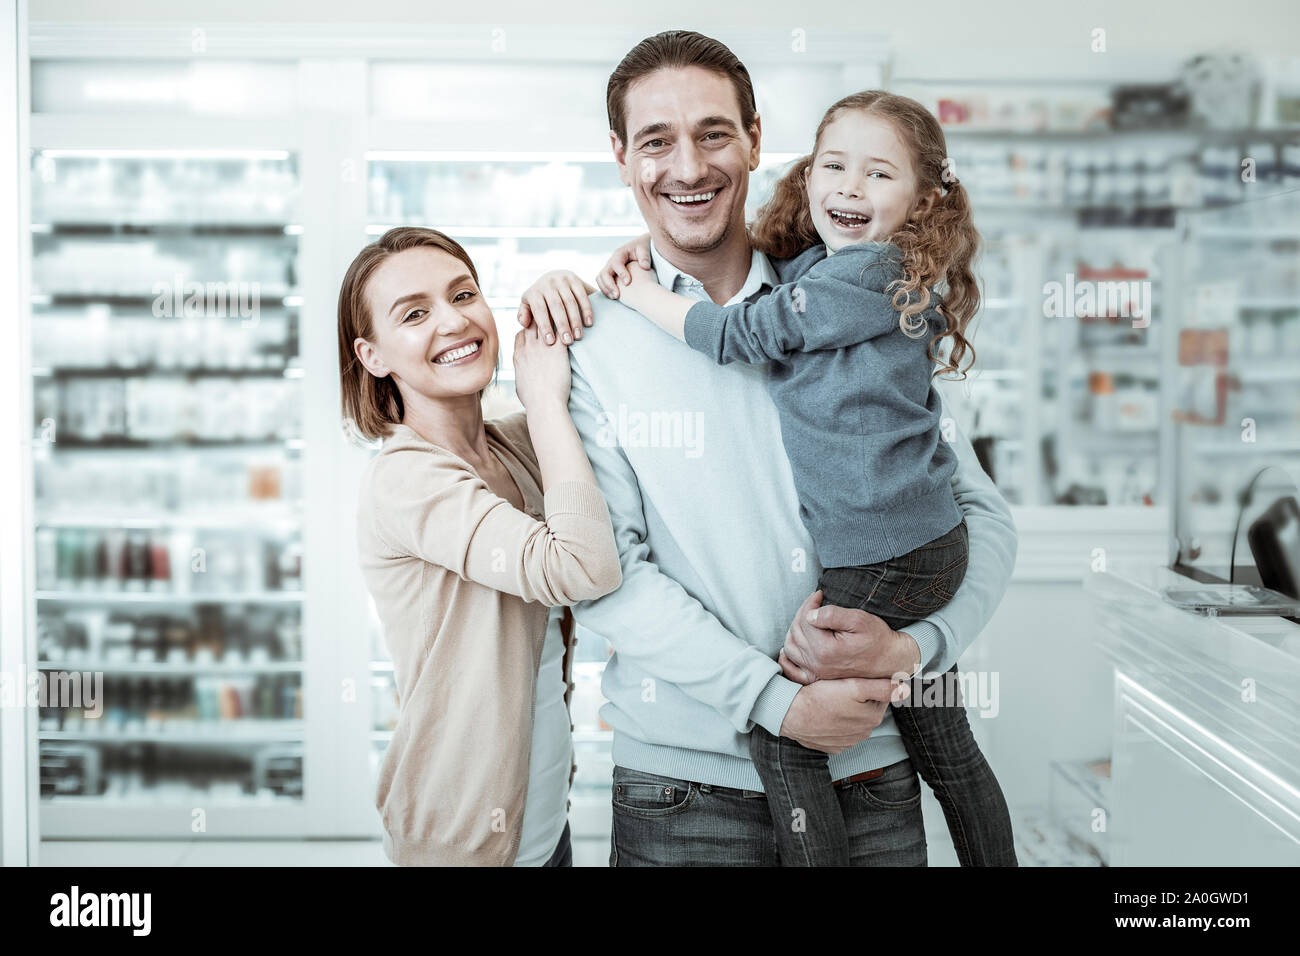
[356,411,621,866]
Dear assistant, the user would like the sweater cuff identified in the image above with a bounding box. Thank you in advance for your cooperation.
[542,481,611,522]
[683,300,725,358]
[748,672,802,737]
[905,620,947,676]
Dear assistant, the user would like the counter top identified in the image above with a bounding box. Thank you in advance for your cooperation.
[1085,564,1300,844]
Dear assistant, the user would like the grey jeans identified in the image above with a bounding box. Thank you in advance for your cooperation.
[609,758,926,866]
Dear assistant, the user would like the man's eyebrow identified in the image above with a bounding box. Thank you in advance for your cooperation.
[694,115,739,133]
[631,115,741,143]
[631,121,672,142]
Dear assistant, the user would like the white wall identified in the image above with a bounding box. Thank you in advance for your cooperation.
[28,0,1300,58]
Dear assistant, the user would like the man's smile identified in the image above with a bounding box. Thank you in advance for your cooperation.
[660,185,724,215]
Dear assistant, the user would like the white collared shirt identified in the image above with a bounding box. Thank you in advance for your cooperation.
[648,240,780,307]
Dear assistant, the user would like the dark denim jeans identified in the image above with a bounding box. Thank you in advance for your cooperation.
[749,519,1018,867]
[610,758,926,866]
[541,820,572,867]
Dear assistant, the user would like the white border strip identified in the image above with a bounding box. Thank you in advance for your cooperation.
[0,0,34,868]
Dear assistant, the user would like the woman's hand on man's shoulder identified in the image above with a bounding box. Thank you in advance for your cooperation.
[518,270,596,346]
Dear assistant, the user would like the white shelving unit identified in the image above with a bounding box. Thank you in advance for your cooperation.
[1172,188,1300,569]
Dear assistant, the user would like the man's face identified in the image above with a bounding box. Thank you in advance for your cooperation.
[612,66,761,258]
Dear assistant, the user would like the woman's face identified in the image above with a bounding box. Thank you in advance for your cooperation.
[354,246,498,405]
[803,110,931,253]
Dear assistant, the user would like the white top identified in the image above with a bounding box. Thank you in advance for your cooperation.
[513,604,573,866]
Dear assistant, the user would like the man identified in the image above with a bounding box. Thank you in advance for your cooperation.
[523,30,1017,866]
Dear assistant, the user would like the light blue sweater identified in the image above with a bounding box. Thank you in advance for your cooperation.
[566,243,1017,791]
[683,241,962,568]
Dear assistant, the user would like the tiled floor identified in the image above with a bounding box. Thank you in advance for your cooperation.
[38,796,1086,866]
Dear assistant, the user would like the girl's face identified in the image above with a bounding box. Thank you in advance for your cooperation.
[353,246,498,406]
[803,110,937,253]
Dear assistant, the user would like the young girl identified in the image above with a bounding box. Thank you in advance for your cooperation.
[589,90,1016,866]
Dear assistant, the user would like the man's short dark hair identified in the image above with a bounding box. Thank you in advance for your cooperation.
[606,30,758,145]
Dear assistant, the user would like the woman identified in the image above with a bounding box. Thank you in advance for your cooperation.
[339,226,620,866]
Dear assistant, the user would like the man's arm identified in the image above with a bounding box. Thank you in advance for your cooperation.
[564,344,801,736]
[905,397,1018,673]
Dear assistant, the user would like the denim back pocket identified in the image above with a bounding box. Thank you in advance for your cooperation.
[889,521,969,616]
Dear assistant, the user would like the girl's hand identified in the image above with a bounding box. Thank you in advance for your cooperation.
[596,233,653,299]
[512,326,571,410]
[518,270,596,346]
[614,260,658,311]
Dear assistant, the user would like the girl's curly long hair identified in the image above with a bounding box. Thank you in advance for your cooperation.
[749,90,979,378]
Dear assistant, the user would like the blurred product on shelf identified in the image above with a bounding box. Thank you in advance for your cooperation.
[38,673,302,733]
[1180,53,1262,129]
[32,308,297,371]
[926,88,1113,132]
[40,743,303,802]
[35,455,298,515]
[32,235,297,297]
[31,153,300,224]
[368,159,639,227]
[38,605,302,666]
[1110,84,1191,130]
[34,376,301,444]
[34,527,303,594]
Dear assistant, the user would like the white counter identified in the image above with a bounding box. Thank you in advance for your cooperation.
[1085,564,1300,865]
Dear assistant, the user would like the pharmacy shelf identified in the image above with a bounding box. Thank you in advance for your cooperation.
[39,803,311,839]
[1194,439,1300,456]
[31,287,298,303]
[365,223,645,238]
[34,366,296,379]
[1192,226,1300,240]
[41,793,302,808]
[940,126,1300,141]
[36,590,305,605]
[40,721,305,743]
[35,509,301,530]
[37,660,304,675]
[1237,297,1300,309]
[40,438,304,452]
[1236,364,1300,383]
[33,220,300,233]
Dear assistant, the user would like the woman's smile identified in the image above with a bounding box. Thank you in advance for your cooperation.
[432,337,484,367]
